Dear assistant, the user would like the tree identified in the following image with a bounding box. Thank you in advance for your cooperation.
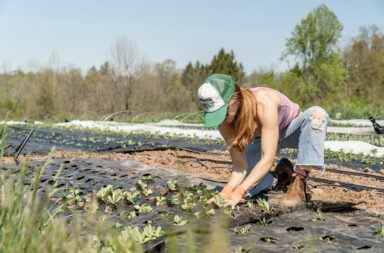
[283,4,343,73]
[343,25,384,107]
[110,37,143,110]
[282,4,346,104]
[209,48,245,84]
[181,61,210,104]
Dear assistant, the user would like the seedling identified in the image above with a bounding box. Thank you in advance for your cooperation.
[199,195,208,203]
[167,179,178,191]
[137,180,148,191]
[374,226,384,238]
[181,199,196,212]
[212,194,225,208]
[224,208,234,218]
[155,196,166,206]
[115,222,123,229]
[66,187,81,200]
[182,190,193,200]
[142,188,153,196]
[141,224,164,242]
[205,208,216,217]
[258,217,269,226]
[142,175,154,184]
[137,180,153,196]
[257,198,272,214]
[96,185,113,203]
[104,189,124,212]
[122,226,145,244]
[231,224,251,234]
[170,195,181,205]
[312,209,326,223]
[260,236,276,244]
[133,203,153,213]
[65,188,84,208]
[173,215,188,226]
[124,191,140,205]
[127,210,137,219]
[83,193,99,213]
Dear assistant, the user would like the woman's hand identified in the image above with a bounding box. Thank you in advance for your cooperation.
[220,185,234,199]
[224,185,247,208]
[207,185,233,204]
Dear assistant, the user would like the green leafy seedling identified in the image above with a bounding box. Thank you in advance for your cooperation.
[311,209,326,223]
[256,198,271,214]
[258,217,269,226]
[205,208,215,217]
[374,226,384,238]
[210,193,226,208]
[155,196,166,206]
[231,224,251,234]
[104,189,124,212]
[181,199,196,212]
[170,195,180,205]
[182,190,193,200]
[142,188,153,196]
[142,175,154,184]
[173,215,188,226]
[141,224,164,242]
[167,179,178,191]
[127,210,137,219]
[96,185,113,203]
[124,191,140,205]
[133,203,153,213]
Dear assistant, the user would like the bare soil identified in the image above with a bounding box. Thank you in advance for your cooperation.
[4,149,384,212]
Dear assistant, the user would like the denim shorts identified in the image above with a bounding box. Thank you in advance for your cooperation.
[245,106,328,197]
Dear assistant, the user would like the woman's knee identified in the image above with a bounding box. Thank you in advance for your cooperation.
[306,106,328,131]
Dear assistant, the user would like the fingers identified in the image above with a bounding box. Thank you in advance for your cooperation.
[207,197,215,204]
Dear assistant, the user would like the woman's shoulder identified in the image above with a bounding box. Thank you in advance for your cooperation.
[253,88,280,107]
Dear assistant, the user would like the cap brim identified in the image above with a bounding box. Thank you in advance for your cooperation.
[204,105,228,128]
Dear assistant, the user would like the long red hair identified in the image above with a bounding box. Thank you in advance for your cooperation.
[230,85,258,151]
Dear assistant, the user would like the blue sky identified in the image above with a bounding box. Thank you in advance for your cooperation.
[0,0,383,73]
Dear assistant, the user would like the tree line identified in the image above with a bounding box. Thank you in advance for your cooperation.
[0,4,383,121]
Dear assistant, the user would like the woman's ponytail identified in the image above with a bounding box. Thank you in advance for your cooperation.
[230,85,258,151]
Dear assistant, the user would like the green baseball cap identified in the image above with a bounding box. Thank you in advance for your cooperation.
[197,74,235,127]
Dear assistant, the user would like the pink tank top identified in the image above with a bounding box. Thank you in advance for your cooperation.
[248,87,300,130]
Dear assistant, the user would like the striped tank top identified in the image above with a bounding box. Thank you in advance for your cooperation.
[248,87,300,130]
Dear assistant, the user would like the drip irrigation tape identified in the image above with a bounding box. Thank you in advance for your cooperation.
[312,167,384,181]
[308,176,384,193]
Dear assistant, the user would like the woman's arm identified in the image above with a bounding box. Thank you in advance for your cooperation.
[239,93,279,191]
[218,123,248,194]
[226,91,280,206]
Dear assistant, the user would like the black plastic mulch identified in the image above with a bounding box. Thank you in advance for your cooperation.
[1,157,383,252]
[2,125,384,251]
[4,125,383,173]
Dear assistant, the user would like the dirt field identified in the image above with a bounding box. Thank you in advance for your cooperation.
[7,149,384,212]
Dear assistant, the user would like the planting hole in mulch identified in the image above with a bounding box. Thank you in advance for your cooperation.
[260,237,277,244]
[286,226,304,232]
[321,235,335,242]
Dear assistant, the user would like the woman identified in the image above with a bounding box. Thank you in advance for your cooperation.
[198,74,328,207]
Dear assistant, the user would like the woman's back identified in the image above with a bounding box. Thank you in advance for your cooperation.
[248,86,300,130]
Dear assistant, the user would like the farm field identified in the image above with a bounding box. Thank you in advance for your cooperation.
[1,122,383,252]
